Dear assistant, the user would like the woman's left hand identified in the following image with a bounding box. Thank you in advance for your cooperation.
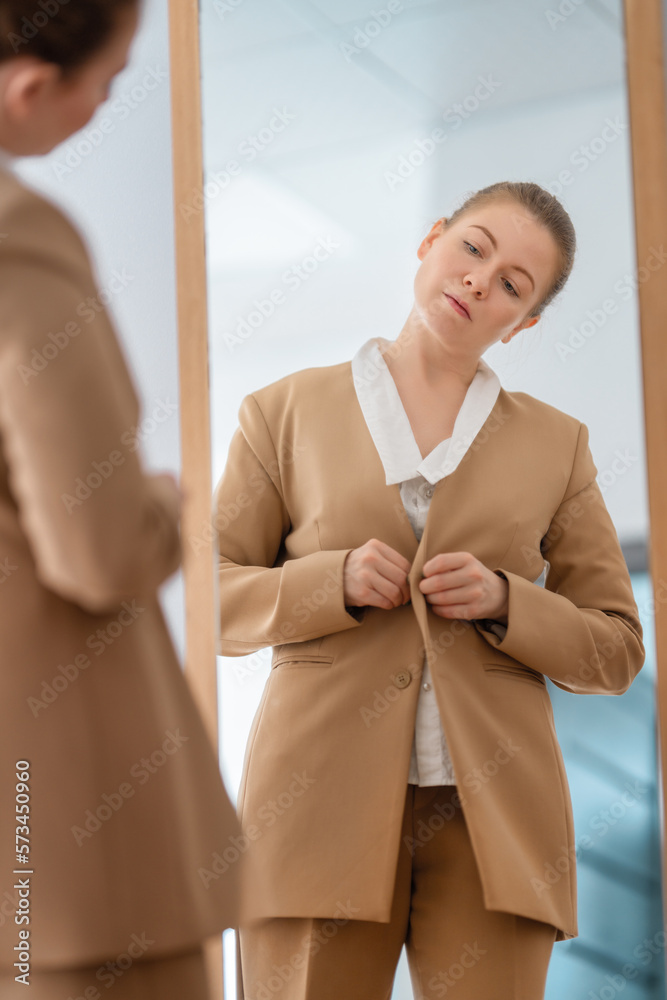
[418,551,509,622]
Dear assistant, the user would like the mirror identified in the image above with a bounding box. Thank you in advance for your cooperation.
[196,0,665,994]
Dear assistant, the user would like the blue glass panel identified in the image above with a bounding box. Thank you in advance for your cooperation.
[545,572,665,998]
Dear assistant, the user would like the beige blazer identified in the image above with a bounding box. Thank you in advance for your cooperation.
[213,358,645,943]
[0,167,240,971]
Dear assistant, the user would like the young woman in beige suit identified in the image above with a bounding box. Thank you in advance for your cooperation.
[214,181,644,999]
[0,2,240,997]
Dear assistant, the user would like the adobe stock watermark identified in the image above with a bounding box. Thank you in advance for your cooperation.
[60,397,178,514]
[262,565,352,645]
[588,927,667,1000]
[179,107,296,223]
[352,328,418,390]
[8,1,67,53]
[192,440,306,555]
[213,0,245,17]
[554,246,667,361]
[389,406,510,527]
[531,780,648,898]
[545,116,627,198]
[555,627,638,693]
[339,1,403,62]
[637,577,667,622]
[385,75,502,191]
[0,885,20,931]
[519,451,637,578]
[404,738,522,857]
[70,729,189,846]
[359,620,475,727]
[251,899,362,1000]
[427,941,487,997]
[17,268,135,386]
[437,406,511,478]
[0,556,18,585]
[222,235,341,353]
[51,68,168,180]
[545,0,589,29]
[64,932,156,998]
[27,600,145,717]
[230,646,272,684]
[197,771,316,887]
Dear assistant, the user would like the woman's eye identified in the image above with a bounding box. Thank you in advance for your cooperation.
[464,241,518,297]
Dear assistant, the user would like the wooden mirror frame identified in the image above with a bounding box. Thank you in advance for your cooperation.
[167,1,667,994]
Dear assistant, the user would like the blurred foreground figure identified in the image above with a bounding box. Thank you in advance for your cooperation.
[0,3,240,997]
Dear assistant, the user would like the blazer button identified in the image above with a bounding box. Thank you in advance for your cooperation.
[393,671,412,689]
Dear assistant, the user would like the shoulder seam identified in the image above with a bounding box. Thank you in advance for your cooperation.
[243,392,285,502]
[561,421,593,504]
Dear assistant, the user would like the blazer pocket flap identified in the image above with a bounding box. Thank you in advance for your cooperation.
[483,661,546,685]
[271,639,334,668]
[272,652,334,668]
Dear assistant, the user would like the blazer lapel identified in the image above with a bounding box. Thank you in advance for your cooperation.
[406,386,519,619]
[316,367,519,635]
[342,364,421,561]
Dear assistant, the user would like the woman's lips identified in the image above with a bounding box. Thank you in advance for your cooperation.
[444,293,470,319]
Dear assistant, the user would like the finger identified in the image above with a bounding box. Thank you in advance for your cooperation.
[374,539,413,575]
[373,563,411,606]
[419,566,474,594]
[366,578,405,609]
[379,570,411,606]
[430,603,472,619]
[423,551,472,575]
[368,549,410,602]
[424,583,477,609]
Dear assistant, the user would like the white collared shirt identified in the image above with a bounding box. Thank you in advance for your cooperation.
[351,335,505,786]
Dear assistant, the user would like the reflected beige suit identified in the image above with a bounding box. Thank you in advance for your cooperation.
[213,360,644,945]
[0,167,240,973]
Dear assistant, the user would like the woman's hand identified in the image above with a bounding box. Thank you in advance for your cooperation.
[343,539,412,610]
[419,551,509,622]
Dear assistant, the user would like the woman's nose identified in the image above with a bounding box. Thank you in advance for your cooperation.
[464,275,487,297]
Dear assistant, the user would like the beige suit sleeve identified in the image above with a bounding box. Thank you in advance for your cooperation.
[0,192,181,612]
[473,421,644,695]
[214,392,365,655]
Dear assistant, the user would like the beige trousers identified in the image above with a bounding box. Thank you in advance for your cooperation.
[238,784,558,1000]
[0,944,209,999]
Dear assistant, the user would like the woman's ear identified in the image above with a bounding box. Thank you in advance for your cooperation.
[501,314,540,344]
[2,59,61,122]
[417,217,447,260]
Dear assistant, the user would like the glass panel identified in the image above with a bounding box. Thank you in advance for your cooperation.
[545,572,664,996]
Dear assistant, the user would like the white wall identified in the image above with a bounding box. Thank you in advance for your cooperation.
[14,0,185,661]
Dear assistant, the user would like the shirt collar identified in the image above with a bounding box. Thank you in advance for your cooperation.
[351,336,501,486]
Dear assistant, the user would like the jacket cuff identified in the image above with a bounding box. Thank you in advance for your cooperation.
[278,547,367,640]
[473,569,509,644]
[473,569,532,652]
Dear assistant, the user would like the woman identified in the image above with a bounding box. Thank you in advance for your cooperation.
[0,2,240,997]
[214,181,645,999]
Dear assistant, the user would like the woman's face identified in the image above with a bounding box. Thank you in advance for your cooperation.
[412,198,561,361]
[0,4,140,155]
[50,5,141,148]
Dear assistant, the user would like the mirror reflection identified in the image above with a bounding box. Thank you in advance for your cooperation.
[199,1,664,995]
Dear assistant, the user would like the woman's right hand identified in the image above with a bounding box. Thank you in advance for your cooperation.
[343,539,412,610]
